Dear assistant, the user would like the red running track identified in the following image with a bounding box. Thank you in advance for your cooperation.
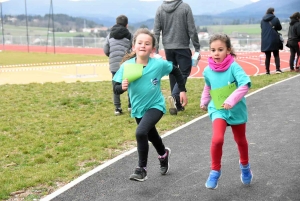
[2,45,292,76]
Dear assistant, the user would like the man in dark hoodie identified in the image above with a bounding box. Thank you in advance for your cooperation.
[104,15,132,115]
[287,12,300,72]
[154,0,200,114]
[260,7,283,75]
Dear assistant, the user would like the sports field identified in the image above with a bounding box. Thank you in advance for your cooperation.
[0,45,292,85]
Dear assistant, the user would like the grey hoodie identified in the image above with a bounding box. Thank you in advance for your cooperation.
[154,0,200,53]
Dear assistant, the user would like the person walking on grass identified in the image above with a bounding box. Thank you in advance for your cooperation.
[153,0,200,115]
[113,28,187,182]
[286,12,300,72]
[200,33,253,189]
[104,15,132,115]
[260,7,283,75]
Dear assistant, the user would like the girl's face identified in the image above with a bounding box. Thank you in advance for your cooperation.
[210,39,231,63]
[132,33,155,59]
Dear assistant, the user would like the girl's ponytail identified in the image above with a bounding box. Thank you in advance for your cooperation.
[120,51,136,65]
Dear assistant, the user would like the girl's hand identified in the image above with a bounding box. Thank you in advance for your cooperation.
[179,92,188,107]
[122,79,129,91]
[200,105,207,111]
[222,103,232,110]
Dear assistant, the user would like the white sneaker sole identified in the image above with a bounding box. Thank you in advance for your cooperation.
[130,176,148,182]
[162,147,171,175]
[240,171,253,185]
[167,96,177,115]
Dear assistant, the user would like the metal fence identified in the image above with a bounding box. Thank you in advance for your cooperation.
[0,35,288,52]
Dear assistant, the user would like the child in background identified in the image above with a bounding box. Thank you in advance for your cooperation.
[200,33,253,189]
[104,15,132,115]
[113,28,188,182]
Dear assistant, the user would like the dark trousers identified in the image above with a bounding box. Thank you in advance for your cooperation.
[111,72,131,109]
[289,43,300,70]
[264,50,280,73]
[135,108,166,167]
[165,49,192,108]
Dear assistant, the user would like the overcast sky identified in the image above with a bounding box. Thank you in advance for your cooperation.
[1,0,259,20]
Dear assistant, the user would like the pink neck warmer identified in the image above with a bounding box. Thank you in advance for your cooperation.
[208,54,234,72]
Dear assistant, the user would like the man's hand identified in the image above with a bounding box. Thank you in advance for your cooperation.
[179,92,188,107]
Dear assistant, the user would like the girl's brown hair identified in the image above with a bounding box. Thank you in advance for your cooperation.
[290,12,300,20]
[209,33,236,57]
[120,28,156,64]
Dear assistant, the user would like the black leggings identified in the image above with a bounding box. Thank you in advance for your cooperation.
[264,50,280,72]
[135,108,166,167]
[289,43,300,70]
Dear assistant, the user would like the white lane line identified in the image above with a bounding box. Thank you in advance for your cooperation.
[236,60,260,76]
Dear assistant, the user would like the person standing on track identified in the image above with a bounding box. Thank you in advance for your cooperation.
[260,7,283,74]
[286,12,300,72]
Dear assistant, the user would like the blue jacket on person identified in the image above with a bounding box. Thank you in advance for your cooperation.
[260,13,282,52]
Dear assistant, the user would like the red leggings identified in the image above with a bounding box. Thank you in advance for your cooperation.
[211,118,249,171]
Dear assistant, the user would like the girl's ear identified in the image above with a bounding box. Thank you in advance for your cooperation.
[227,48,231,55]
[132,45,136,52]
[152,47,156,54]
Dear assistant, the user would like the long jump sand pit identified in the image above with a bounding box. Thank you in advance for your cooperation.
[0,63,112,85]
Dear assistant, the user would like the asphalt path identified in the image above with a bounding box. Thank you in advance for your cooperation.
[41,75,300,201]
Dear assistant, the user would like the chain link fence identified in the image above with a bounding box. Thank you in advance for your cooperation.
[0,35,288,52]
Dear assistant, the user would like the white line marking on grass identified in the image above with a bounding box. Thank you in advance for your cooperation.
[40,73,300,201]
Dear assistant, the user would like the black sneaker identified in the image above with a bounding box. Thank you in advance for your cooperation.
[129,167,147,182]
[114,108,123,116]
[266,72,270,75]
[276,70,283,74]
[159,147,171,175]
[167,96,177,115]
[176,105,185,112]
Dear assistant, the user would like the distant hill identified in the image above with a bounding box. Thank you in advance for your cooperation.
[2,0,250,26]
[131,0,299,29]
[219,0,299,20]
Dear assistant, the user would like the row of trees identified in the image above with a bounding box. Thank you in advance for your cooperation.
[3,14,102,32]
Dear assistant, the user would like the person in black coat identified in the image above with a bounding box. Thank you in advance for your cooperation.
[260,7,282,74]
[286,12,300,72]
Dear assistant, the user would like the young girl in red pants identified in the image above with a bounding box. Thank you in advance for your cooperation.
[200,33,253,189]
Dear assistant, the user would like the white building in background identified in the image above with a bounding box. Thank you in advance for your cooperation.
[82,28,91,33]
[198,32,209,39]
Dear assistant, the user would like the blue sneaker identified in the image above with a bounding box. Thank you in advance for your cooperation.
[205,170,221,189]
[240,163,253,185]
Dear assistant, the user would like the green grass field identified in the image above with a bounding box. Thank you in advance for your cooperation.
[0,24,266,37]
[0,51,298,200]
[204,24,289,37]
[206,24,262,35]
[0,51,106,66]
